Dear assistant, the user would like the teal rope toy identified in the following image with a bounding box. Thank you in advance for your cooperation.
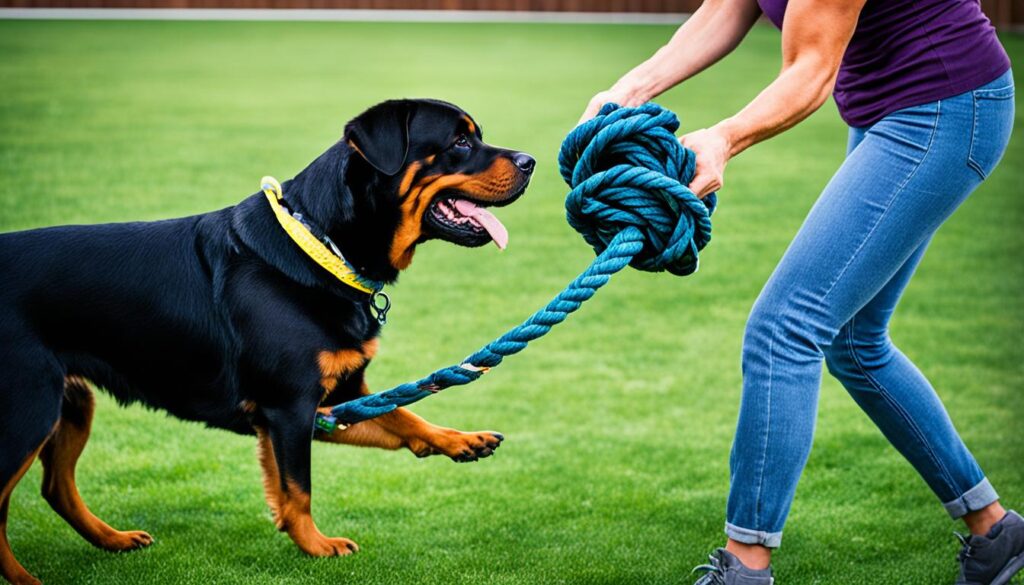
[314,103,716,434]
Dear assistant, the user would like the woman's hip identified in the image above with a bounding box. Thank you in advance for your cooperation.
[847,68,1014,180]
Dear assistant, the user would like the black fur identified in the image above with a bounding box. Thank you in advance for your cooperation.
[0,98,532,525]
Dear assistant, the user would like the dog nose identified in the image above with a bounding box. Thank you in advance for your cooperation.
[512,152,535,174]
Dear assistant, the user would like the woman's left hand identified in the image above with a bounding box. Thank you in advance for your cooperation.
[679,125,733,199]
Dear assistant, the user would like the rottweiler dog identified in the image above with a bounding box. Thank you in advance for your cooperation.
[0,98,534,585]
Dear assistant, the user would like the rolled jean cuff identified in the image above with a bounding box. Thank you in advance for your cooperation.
[943,477,999,519]
[724,522,783,548]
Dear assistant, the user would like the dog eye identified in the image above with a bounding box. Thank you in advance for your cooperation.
[453,135,471,150]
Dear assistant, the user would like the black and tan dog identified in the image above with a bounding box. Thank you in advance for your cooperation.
[0,99,534,585]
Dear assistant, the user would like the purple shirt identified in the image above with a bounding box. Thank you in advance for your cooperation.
[757,0,1011,127]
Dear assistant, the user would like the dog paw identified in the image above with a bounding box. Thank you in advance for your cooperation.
[300,535,359,557]
[98,529,154,552]
[438,430,504,463]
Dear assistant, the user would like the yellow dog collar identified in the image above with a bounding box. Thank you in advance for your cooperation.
[260,176,384,297]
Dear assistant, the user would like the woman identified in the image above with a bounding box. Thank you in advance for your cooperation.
[580,0,1019,583]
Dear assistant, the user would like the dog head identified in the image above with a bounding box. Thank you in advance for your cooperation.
[343,99,534,271]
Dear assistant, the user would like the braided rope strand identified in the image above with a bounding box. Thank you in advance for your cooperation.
[326,103,714,427]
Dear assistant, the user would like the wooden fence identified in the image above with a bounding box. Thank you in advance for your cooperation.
[0,0,697,9]
[2,0,1021,28]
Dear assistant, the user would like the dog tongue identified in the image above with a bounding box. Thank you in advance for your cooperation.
[454,199,509,250]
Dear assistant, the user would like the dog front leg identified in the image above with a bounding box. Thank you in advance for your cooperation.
[256,409,357,557]
[317,404,504,463]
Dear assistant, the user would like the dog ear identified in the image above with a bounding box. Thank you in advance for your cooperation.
[345,101,412,176]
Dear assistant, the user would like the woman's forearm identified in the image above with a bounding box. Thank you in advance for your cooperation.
[678,0,868,197]
[715,57,837,156]
[612,0,762,103]
[577,0,759,123]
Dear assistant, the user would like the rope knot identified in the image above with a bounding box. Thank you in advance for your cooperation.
[559,102,716,276]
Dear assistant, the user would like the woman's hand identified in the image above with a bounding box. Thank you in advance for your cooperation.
[677,0,868,199]
[679,126,733,198]
[579,84,649,125]
[577,0,763,126]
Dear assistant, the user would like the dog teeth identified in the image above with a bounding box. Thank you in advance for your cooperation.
[436,199,478,227]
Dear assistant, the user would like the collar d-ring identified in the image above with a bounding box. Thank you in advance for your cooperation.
[370,291,391,325]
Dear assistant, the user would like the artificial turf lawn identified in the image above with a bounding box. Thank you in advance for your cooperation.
[1,19,1022,585]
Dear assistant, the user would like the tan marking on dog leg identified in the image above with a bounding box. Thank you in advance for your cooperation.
[312,382,409,451]
[313,380,499,460]
[279,481,358,557]
[40,380,152,551]
[2,441,48,585]
[313,407,404,450]
[371,406,504,461]
[256,428,285,527]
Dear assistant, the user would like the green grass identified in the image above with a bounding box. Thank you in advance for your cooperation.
[1,19,1022,585]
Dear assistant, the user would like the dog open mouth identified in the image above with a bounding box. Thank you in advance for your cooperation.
[424,196,510,250]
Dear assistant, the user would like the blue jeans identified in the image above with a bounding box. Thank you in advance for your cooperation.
[725,69,1016,548]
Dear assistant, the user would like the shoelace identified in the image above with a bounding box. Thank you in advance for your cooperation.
[955,532,974,563]
[691,552,727,585]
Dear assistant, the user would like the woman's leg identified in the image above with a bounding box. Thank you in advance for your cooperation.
[721,125,870,572]
[724,70,1014,560]
[824,240,998,523]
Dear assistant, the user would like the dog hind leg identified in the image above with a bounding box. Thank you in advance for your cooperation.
[1,444,48,585]
[39,378,153,552]
[0,352,63,585]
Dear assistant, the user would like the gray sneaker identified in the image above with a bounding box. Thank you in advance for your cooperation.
[692,548,775,585]
[956,510,1024,585]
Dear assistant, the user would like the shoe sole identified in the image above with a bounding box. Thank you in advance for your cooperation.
[992,553,1024,585]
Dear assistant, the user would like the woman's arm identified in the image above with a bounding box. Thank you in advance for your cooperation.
[681,0,868,197]
[579,0,762,123]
